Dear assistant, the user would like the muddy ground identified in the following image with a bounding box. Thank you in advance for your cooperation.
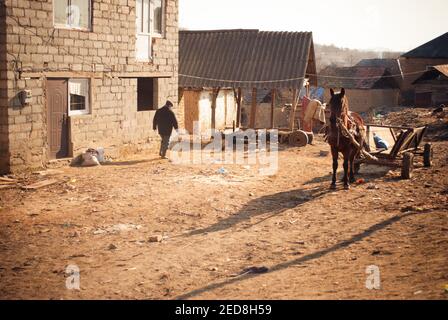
[0,108,447,300]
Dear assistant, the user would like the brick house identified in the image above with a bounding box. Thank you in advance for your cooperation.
[0,0,180,174]
[319,65,400,113]
[399,32,448,105]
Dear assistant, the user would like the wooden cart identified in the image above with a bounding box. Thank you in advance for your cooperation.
[355,124,433,179]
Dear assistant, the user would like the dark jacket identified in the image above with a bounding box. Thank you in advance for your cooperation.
[153,105,178,136]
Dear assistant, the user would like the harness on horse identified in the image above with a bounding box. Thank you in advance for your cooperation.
[324,113,358,148]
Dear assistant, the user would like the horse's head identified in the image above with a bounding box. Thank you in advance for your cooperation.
[328,88,348,124]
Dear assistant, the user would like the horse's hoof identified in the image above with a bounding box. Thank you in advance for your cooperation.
[330,184,337,190]
[344,184,350,190]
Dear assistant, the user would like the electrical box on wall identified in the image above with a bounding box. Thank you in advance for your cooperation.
[19,90,32,106]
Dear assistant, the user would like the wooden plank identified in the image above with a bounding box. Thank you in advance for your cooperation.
[289,88,298,131]
[249,88,257,129]
[22,179,59,190]
[0,177,17,183]
[210,88,220,131]
[0,184,17,190]
[116,71,173,78]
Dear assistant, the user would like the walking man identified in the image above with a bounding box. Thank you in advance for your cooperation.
[153,100,178,159]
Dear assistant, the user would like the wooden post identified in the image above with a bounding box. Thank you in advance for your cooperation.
[289,88,298,131]
[235,87,242,127]
[270,89,276,129]
[211,88,220,131]
[249,87,257,129]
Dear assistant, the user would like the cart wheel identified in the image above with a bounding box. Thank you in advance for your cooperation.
[423,143,432,167]
[306,132,314,145]
[289,130,308,147]
[401,152,414,179]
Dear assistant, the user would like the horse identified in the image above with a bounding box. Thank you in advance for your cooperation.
[327,88,366,190]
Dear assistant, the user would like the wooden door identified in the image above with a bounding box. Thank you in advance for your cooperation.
[183,90,200,134]
[47,79,69,159]
[415,92,432,107]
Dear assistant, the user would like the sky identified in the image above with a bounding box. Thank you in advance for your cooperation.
[179,0,447,52]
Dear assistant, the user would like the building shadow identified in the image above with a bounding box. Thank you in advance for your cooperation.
[183,185,332,237]
[0,3,10,174]
[175,211,421,300]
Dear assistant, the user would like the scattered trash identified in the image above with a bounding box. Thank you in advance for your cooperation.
[231,266,269,277]
[413,290,423,295]
[249,192,255,197]
[71,148,101,167]
[367,184,379,190]
[209,267,218,272]
[356,178,366,184]
[93,224,142,235]
[400,205,425,213]
[22,179,58,190]
[216,167,228,175]
[148,235,163,243]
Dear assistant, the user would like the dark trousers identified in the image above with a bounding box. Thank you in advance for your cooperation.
[159,135,170,157]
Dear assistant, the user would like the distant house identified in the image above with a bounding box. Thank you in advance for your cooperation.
[319,66,400,113]
[179,29,317,134]
[412,65,448,107]
[356,58,403,88]
[399,32,448,104]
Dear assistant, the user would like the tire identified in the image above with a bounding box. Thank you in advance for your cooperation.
[401,152,414,179]
[423,143,432,167]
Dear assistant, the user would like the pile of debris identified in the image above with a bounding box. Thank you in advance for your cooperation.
[370,107,448,141]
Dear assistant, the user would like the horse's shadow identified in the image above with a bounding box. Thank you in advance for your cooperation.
[183,185,332,237]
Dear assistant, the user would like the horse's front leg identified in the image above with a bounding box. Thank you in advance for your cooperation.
[331,146,338,189]
[349,150,357,183]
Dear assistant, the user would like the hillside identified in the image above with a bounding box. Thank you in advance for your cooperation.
[315,44,403,71]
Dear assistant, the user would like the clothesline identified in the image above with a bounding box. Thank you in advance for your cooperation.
[179,69,428,84]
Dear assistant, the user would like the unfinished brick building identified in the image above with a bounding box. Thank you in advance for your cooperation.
[0,0,179,173]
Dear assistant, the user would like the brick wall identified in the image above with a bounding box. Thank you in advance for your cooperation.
[0,3,9,174]
[323,89,399,113]
[1,0,179,173]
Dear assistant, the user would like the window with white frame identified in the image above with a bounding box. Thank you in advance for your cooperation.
[54,0,91,30]
[152,0,164,37]
[136,0,165,38]
[68,79,90,116]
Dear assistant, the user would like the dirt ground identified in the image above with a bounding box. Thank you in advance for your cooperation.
[0,109,447,300]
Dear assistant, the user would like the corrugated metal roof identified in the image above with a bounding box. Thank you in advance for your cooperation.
[356,59,402,78]
[401,32,448,59]
[179,29,315,89]
[318,66,399,89]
